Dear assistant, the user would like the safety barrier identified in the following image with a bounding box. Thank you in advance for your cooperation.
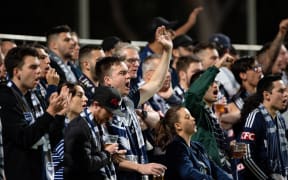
[0,33,262,52]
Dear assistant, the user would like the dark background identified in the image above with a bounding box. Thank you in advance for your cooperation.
[1,0,288,45]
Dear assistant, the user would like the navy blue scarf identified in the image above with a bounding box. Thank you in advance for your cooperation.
[258,104,288,176]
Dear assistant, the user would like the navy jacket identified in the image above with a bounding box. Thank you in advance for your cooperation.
[165,135,232,180]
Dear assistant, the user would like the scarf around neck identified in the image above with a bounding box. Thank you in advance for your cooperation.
[258,104,288,176]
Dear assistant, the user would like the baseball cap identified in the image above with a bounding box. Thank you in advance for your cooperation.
[208,33,231,49]
[173,34,195,49]
[101,36,121,52]
[93,86,124,117]
[149,17,178,32]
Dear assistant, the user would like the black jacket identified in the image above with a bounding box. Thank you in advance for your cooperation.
[64,116,111,180]
[0,84,63,180]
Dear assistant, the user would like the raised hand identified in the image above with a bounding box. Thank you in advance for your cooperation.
[215,53,235,68]
[155,26,173,51]
[46,68,59,86]
[56,85,72,116]
[279,18,288,34]
[157,82,173,99]
[187,6,203,26]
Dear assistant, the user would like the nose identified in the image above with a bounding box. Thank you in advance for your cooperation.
[134,59,140,66]
[36,67,41,74]
[126,72,131,79]
[283,90,288,98]
[75,43,80,50]
[191,116,195,122]
[69,39,74,45]
[134,61,140,68]
[212,81,219,88]
[45,57,51,64]
[83,95,88,102]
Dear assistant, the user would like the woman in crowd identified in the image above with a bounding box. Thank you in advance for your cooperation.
[52,82,88,180]
[155,105,232,180]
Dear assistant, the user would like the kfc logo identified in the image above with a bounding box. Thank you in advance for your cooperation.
[241,132,255,141]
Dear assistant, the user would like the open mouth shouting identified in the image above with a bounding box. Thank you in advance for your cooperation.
[125,81,130,90]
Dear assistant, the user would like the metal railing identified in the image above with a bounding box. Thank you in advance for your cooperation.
[0,33,262,52]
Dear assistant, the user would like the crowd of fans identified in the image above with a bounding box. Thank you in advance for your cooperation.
[0,6,288,180]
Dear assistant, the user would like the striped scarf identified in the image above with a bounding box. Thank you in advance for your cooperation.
[52,139,64,180]
[106,97,149,180]
[49,52,77,83]
[30,91,45,119]
[205,105,231,170]
[258,104,288,176]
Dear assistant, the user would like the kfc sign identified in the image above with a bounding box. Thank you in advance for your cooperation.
[241,132,255,141]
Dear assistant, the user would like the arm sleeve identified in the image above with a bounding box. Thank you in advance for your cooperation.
[0,92,55,149]
[239,111,269,180]
[64,121,111,172]
[49,115,65,149]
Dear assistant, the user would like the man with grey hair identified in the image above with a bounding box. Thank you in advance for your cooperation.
[142,54,182,115]
[113,42,141,80]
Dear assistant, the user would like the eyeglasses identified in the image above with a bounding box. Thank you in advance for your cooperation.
[126,58,140,64]
[249,65,262,72]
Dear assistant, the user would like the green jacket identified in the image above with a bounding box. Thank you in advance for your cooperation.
[184,66,222,166]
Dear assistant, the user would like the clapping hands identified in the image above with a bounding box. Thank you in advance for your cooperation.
[46,85,71,116]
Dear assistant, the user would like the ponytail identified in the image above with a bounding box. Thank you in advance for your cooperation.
[154,105,182,150]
